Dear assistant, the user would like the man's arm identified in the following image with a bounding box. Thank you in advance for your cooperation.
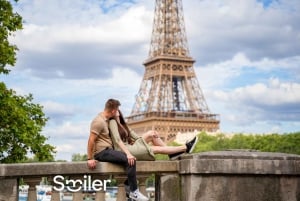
[87,132,97,169]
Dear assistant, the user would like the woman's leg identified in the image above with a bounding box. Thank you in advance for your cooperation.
[142,130,187,154]
[150,145,186,154]
[142,130,166,146]
[141,130,198,155]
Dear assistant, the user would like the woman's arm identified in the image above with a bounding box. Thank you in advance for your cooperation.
[129,129,141,140]
[109,119,136,164]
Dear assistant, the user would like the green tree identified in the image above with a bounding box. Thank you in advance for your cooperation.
[194,132,218,152]
[0,0,55,163]
[0,0,22,74]
[193,132,300,155]
[0,83,56,163]
[71,153,87,161]
[229,134,255,150]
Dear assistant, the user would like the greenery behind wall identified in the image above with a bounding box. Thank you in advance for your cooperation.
[155,131,300,160]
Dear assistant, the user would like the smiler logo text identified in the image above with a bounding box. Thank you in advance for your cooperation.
[53,175,111,192]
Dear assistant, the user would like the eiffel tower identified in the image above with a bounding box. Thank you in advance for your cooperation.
[126,0,220,142]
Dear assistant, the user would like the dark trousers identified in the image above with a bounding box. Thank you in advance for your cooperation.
[94,148,138,191]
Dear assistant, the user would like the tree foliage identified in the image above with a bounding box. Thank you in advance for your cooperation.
[193,132,300,155]
[0,82,56,163]
[0,0,22,74]
[0,0,56,163]
[154,131,300,161]
[71,153,87,161]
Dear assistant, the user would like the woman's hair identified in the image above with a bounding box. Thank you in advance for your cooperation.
[112,110,133,144]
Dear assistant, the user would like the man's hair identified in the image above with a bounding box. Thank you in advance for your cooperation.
[105,99,121,111]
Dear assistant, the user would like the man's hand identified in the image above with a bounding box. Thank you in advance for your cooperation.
[87,159,97,169]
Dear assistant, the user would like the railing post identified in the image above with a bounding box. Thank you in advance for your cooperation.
[114,175,127,201]
[69,176,84,201]
[50,187,61,201]
[48,176,61,201]
[93,175,107,201]
[24,178,41,201]
[137,174,149,196]
[95,190,106,201]
[0,178,18,201]
[154,174,161,201]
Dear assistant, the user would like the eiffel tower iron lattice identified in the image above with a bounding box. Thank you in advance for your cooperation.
[126,0,220,142]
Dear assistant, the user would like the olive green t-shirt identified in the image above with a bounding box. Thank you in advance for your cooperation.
[108,119,155,160]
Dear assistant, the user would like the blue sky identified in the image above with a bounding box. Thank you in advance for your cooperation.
[2,0,300,161]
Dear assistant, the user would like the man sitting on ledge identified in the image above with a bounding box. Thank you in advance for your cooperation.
[87,98,149,201]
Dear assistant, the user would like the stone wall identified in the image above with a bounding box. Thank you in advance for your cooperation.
[179,151,300,201]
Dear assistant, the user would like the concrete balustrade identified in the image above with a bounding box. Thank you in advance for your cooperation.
[0,151,299,201]
[0,160,178,201]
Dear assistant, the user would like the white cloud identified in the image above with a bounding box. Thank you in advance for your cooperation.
[236,78,300,106]
[42,101,75,115]
[55,144,74,153]
[11,1,152,79]
[195,52,250,89]
[16,5,152,49]
[185,0,300,64]
[44,121,88,139]
[210,78,300,128]
[196,53,300,89]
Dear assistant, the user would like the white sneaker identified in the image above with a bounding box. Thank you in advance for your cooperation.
[129,189,149,201]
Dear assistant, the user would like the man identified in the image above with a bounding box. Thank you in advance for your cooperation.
[87,98,148,201]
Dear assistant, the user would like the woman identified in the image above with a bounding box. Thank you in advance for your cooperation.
[108,110,198,161]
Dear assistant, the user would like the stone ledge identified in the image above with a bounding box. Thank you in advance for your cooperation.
[180,151,300,175]
[181,151,300,160]
[1,151,299,179]
[0,160,179,179]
